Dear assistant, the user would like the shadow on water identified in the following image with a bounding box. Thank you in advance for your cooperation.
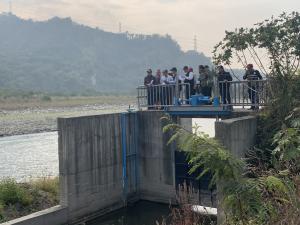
[87,201,170,225]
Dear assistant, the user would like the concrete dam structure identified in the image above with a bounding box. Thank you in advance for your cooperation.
[2,111,257,225]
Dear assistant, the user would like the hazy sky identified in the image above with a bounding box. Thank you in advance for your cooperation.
[0,0,299,57]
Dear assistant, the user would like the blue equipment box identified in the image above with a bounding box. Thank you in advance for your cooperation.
[190,95,211,106]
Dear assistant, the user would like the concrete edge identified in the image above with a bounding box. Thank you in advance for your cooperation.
[57,111,125,120]
[216,115,256,124]
[1,205,68,225]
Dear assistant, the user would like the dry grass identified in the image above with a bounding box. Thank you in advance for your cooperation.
[30,177,59,200]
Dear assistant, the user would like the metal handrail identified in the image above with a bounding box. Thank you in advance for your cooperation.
[137,80,269,109]
[218,80,268,107]
[137,83,191,109]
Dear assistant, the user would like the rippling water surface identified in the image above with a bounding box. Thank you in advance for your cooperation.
[0,132,58,181]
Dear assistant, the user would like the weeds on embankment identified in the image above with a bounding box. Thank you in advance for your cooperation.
[157,183,216,225]
[0,177,59,223]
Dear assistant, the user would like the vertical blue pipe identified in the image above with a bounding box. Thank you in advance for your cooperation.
[134,112,139,192]
[120,113,127,204]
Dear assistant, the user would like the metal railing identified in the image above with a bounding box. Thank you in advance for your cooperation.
[218,80,268,108]
[137,80,269,110]
[137,83,191,109]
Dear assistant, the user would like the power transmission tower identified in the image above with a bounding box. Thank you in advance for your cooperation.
[193,35,198,52]
[119,22,122,33]
[9,0,12,14]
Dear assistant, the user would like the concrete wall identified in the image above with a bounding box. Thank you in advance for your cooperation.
[57,111,179,223]
[58,113,139,224]
[138,111,178,203]
[214,116,257,224]
[215,116,257,158]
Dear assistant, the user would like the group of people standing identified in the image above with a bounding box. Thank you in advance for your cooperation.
[144,65,215,106]
[143,63,263,110]
[143,68,177,107]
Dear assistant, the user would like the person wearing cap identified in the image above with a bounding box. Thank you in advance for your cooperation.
[160,69,175,105]
[182,66,195,100]
[197,65,205,94]
[217,65,232,105]
[170,67,182,104]
[144,69,155,109]
[144,69,155,86]
[161,69,174,85]
[154,69,162,85]
[173,67,186,95]
[152,69,162,107]
[243,64,263,110]
[198,65,213,97]
[204,65,214,97]
[170,67,178,80]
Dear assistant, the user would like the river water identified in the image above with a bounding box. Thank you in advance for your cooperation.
[0,119,215,181]
[0,132,58,181]
[88,201,170,225]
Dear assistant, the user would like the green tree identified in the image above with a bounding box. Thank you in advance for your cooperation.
[213,12,300,123]
[163,116,300,225]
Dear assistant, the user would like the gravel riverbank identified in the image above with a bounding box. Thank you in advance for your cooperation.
[0,96,136,137]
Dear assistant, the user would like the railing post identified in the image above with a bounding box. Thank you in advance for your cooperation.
[137,88,140,110]
[242,83,245,109]
[175,74,179,105]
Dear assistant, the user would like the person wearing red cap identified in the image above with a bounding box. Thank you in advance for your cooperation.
[243,64,263,110]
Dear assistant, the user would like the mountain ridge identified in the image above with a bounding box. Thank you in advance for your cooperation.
[0,14,211,94]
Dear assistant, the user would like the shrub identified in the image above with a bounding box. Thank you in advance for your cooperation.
[0,202,4,222]
[0,179,32,206]
[163,115,300,224]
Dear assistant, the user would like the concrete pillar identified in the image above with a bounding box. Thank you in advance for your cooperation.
[137,111,178,203]
[215,116,257,224]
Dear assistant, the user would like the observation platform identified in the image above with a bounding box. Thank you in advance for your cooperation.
[137,80,268,118]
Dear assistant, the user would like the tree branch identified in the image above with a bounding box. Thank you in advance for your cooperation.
[249,46,269,77]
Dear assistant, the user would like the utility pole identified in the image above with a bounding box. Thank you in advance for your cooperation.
[119,22,122,33]
[193,35,198,52]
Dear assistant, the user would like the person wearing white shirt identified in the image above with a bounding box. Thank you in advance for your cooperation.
[160,70,175,105]
[182,66,195,100]
[161,74,175,85]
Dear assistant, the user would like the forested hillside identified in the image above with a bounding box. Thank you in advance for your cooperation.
[0,14,211,94]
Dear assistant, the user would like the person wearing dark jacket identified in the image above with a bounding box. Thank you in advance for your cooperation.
[144,69,155,109]
[217,66,232,105]
[198,65,213,97]
[153,69,162,106]
[243,64,263,110]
